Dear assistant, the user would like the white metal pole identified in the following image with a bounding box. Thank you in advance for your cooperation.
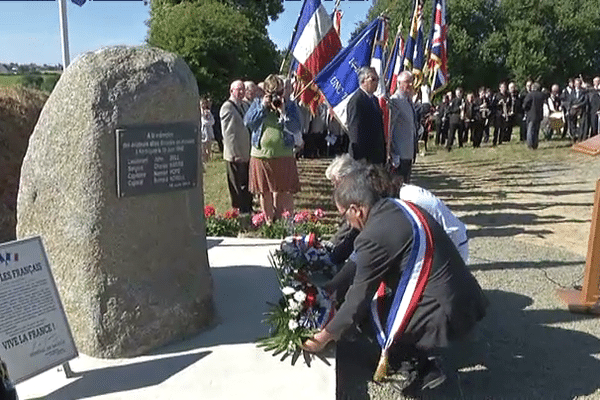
[58,0,70,70]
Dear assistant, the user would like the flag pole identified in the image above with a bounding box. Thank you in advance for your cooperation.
[58,0,70,70]
[293,78,317,102]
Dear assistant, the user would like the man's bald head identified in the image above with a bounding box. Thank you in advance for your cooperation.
[230,80,245,102]
[397,71,413,96]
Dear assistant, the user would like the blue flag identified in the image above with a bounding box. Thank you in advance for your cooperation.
[71,0,86,6]
[314,17,382,130]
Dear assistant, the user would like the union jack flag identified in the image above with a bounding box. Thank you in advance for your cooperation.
[427,0,448,95]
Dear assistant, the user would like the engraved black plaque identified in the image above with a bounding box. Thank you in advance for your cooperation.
[116,123,198,197]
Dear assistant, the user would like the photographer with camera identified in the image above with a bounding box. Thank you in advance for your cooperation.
[244,74,302,224]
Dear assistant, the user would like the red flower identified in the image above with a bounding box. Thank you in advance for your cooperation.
[204,205,216,218]
[305,286,318,309]
[224,208,239,219]
[313,208,324,219]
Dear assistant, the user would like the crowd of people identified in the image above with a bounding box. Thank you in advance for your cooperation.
[432,77,600,151]
[203,67,419,223]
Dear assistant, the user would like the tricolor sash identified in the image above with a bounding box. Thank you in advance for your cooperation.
[371,198,435,381]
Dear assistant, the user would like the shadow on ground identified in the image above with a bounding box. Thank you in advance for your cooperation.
[412,156,596,246]
[43,352,209,400]
[337,289,600,400]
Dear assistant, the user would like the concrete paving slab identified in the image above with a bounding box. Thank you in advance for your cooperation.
[16,237,335,400]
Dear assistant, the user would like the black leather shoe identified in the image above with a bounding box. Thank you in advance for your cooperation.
[399,357,446,398]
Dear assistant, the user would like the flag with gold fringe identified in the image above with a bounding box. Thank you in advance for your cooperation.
[427,0,449,95]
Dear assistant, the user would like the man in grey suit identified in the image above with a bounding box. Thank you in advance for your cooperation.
[220,80,253,213]
[389,71,418,183]
[523,82,547,149]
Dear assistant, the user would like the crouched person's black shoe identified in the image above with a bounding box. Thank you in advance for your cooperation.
[391,357,446,398]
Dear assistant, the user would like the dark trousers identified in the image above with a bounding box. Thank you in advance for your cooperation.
[436,118,448,145]
[446,117,463,149]
[592,113,600,137]
[526,119,541,149]
[493,118,510,145]
[569,112,587,142]
[482,120,490,142]
[503,115,516,142]
[226,161,253,213]
[471,121,484,147]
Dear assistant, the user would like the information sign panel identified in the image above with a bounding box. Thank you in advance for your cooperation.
[0,236,78,383]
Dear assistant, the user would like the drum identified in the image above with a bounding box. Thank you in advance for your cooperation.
[549,111,564,131]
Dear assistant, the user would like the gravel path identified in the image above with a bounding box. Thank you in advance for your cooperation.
[336,141,600,399]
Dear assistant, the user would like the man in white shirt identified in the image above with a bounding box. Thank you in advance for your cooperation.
[399,184,469,263]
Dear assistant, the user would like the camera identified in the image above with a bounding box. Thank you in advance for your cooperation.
[268,93,283,109]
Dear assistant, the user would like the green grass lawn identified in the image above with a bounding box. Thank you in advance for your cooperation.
[0,74,21,87]
[202,148,232,214]
[202,127,579,223]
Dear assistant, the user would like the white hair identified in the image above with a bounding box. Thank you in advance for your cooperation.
[325,154,363,183]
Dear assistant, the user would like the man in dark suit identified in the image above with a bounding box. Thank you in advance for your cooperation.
[522,82,547,149]
[346,67,386,165]
[508,82,523,142]
[445,87,465,151]
[588,77,600,137]
[567,78,588,142]
[492,82,512,146]
[304,166,488,397]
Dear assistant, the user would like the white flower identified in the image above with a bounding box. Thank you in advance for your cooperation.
[288,319,299,330]
[282,286,295,296]
[293,290,307,303]
[288,300,301,312]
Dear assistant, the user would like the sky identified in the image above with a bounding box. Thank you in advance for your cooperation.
[0,0,373,66]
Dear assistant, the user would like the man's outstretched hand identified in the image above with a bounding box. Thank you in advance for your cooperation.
[302,329,335,353]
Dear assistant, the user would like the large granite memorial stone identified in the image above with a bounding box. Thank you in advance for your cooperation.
[16,46,214,358]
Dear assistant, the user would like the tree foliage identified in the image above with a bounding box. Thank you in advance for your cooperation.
[148,0,282,101]
[359,0,600,93]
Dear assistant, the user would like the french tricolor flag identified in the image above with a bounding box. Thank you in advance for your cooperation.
[385,25,405,96]
[291,0,342,113]
[291,0,342,78]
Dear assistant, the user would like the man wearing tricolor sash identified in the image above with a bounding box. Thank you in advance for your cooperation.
[304,166,488,397]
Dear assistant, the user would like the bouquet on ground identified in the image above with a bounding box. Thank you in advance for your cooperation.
[257,234,336,363]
